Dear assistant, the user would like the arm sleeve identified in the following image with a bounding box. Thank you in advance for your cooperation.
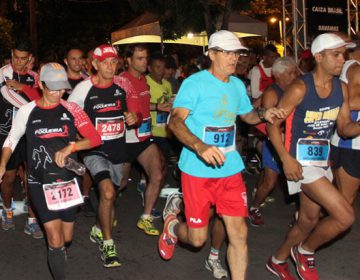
[67,80,90,109]
[249,66,262,99]
[61,101,102,148]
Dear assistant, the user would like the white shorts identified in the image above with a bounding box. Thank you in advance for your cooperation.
[287,166,333,195]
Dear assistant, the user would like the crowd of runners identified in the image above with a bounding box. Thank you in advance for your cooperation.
[0,30,359,280]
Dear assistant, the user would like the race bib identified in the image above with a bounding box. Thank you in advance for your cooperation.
[137,117,151,137]
[95,116,125,141]
[203,125,235,153]
[43,178,83,211]
[296,138,330,167]
[156,112,169,127]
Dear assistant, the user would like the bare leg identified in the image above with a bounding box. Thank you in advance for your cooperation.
[137,144,165,215]
[333,167,360,205]
[252,168,279,208]
[222,216,248,280]
[97,179,116,240]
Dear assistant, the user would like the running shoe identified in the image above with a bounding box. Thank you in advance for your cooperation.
[24,220,44,239]
[1,209,15,230]
[158,214,178,260]
[82,197,96,217]
[151,208,162,219]
[137,216,160,236]
[266,257,296,280]
[291,245,319,280]
[90,225,104,248]
[163,191,182,221]
[205,258,228,279]
[101,243,121,268]
[249,208,264,227]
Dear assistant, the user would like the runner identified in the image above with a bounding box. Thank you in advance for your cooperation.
[249,57,299,226]
[116,44,166,236]
[0,62,101,279]
[68,44,138,267]
[64,47,95,217]
[0,39,41,236]
[266,33,357,280]
[331,44,360,206]
[158,30,285,280]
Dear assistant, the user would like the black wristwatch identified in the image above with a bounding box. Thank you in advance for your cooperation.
[257,107,267,123]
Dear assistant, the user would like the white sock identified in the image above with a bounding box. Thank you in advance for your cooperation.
[272,256,286,264]
[93,225,102,234]
[208,247,219,261]
[103,239,114,246]
[141,214,151,219]
[298,244,314,255]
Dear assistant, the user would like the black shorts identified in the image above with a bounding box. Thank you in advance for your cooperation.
[28,180,78,224]
[330,145,360,179]
[125,139,153,162]
[0,137,26,170]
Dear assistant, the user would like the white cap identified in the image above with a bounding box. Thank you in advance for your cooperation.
[40,63,71,90]
[207,30,247,53]
[311,33,356,55]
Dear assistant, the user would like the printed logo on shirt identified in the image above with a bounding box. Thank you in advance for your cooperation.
[26,77,34,83]
[89,95,98,100]
[32,119,42,124]
[61,113,70,121]
[114,89,122,96]
[93,100,121,112]
[35,125,69,138]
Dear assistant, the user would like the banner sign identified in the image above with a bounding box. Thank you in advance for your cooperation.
[307,0,347,38]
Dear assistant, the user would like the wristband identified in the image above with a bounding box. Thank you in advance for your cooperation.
[70,143,77,153]
[257,107,267,123]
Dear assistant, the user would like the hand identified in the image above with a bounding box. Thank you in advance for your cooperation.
[195,142,225,167]
[124,112,137,126]
[0,165,6,183]
[157,103,172,112]
[54,145,72,168]
[6,80,23,91]
[282,154,303,182]
[264,108,287,124]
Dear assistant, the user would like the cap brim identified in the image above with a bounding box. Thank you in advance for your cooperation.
[314,42,357,55]
[45,81,72,91]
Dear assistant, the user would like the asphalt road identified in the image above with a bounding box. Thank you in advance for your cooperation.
[0,170,359,280]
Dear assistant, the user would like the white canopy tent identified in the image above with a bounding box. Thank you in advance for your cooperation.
[111,11,267,51]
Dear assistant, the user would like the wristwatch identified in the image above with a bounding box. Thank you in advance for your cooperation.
[257,107,267,123]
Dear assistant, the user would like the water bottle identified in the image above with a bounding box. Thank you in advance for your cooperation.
[64,157,86,176]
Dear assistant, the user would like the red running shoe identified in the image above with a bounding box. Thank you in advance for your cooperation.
[291,245,319,280]
[266,257,296,280]
[158,215,178,260]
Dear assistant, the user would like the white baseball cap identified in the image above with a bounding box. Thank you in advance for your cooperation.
[311,33,356,55]
[207,30,247,53]
[40,63,71,90]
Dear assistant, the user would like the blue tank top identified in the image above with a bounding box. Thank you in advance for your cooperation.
[285,73,343,157]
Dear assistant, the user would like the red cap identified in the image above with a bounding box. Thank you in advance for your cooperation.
[93,44,118,61]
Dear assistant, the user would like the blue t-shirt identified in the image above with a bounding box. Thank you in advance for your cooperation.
[173,70,253,178]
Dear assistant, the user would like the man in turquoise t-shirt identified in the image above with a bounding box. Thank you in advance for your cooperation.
[158,30,285,279]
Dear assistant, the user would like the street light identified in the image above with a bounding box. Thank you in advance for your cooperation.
[269,17,290,45]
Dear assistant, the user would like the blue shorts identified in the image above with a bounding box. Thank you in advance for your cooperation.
[262,139,282,174]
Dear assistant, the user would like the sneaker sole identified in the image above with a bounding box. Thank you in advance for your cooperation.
[100,255,121,268]
[24,229,44,239]
[205,260,228,279]
[136,223,160,236]
[290,247,306,280]
[265,263,283,279]
[2,225,15,231]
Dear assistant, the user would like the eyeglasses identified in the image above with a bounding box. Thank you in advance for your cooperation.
[213,49,248,58]
[43,84,66,94]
